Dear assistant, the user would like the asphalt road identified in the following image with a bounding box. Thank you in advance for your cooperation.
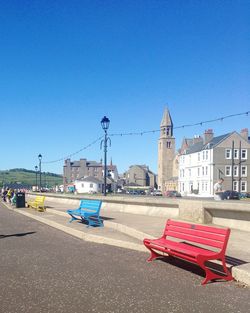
[0,203,250,313]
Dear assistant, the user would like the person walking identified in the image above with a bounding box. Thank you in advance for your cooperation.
[214,178,224,200]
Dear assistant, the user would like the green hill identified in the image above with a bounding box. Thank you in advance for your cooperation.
[0,168,63,188]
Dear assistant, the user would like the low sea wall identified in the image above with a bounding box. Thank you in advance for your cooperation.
[28,193,250,231]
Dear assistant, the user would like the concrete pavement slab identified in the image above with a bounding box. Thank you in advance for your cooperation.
[3,198,250,287]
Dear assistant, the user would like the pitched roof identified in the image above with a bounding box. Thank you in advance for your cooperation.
[182,133,231,154]
[160,108,173,127]
[76,176,102,184]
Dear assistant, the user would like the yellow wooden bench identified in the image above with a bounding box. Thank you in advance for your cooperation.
[27,196,46,212]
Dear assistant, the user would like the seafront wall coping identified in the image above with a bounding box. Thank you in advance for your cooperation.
[27,192,250,231]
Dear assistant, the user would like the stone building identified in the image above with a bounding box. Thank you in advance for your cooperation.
[157,108,176,192]
[63,158,118,188]
[125,165,156,188]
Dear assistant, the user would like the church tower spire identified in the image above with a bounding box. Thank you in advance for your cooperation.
[158,108,175,192]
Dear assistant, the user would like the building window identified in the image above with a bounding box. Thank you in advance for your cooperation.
[166,141,171,148]
[233,181,238,192]
[241,166,247,177]
[233,166,238,176]
[202,167,204,176]
[241,181,247,192]
[205,166,208,176]
[202,151,205,160]
[234,149,239,159]
[225,149,231,159]
[225,166,231,176]
[90,183,93,188]
[198,153,200,162]
[241,149,247,159]
[197,168,200,176]
[81,183,84,187]
[189,169,191,177]
[205,150,208,160]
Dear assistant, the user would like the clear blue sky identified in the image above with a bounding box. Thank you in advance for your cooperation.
[0,0,249,175]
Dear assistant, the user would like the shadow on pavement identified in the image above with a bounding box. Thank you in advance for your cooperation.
[0,231,36,239]
[225,255,249,268]
[155,254,248,284]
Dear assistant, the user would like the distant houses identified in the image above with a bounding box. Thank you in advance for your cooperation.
[63,158,118,193]
[123,165,156,190]
[62,110,250,197]
[178,128,250,197]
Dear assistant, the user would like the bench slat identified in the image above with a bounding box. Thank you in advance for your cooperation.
[166,230,224,249]
[166,224,227,244]
[166,219,228,235]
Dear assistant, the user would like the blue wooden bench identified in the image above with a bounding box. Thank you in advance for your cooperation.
[67,199,103,227]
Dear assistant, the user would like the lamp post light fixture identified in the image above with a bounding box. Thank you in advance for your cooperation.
[100,116,111,196]
[38,154,42,192]
[35,165,38,191]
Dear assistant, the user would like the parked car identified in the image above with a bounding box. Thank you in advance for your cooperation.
[223,190,240,200]
[240,192,250,199]
[151,190,163,196]
[165,190,182,198]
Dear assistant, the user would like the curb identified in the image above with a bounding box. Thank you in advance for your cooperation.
[3,204,147,253]
[46,208,155,241]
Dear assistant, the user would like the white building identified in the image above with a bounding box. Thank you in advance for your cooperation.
[178,129,250,197]
[179,145,214,197]
[74,177,103,194]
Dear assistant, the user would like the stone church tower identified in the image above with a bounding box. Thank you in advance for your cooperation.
[158,108,175,192]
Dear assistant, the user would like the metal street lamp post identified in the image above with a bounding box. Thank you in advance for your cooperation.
[100,116,111,196]
[38,154,42,192]
[35,165,38,191]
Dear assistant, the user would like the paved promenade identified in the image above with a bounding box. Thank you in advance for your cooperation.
[1,203,250,313]
[2,196,250,287]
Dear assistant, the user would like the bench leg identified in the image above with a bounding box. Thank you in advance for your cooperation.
[85,216,103,227]
[143,243,163,262]
[68,215,78,223]
[197,256,233,285]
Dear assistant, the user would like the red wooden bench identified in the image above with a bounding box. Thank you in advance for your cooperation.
[143,219,233,285]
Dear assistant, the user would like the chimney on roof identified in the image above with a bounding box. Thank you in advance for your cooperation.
[240,128,249,140]
[193,135,203,144]
[204,129,214,144]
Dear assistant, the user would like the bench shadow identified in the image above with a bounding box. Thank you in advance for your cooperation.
[100,216,115,221]
[225,255,249,268]
[157,254,248,284]
[0,231,36,239]
[74,219,104,228]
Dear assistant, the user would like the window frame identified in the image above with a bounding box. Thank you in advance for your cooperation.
[241,165,247,177]
[233,181,238,192]
[241,149,247,159]
[225,149,231,159]
[225,165,231,176]
[241,181,247,192]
